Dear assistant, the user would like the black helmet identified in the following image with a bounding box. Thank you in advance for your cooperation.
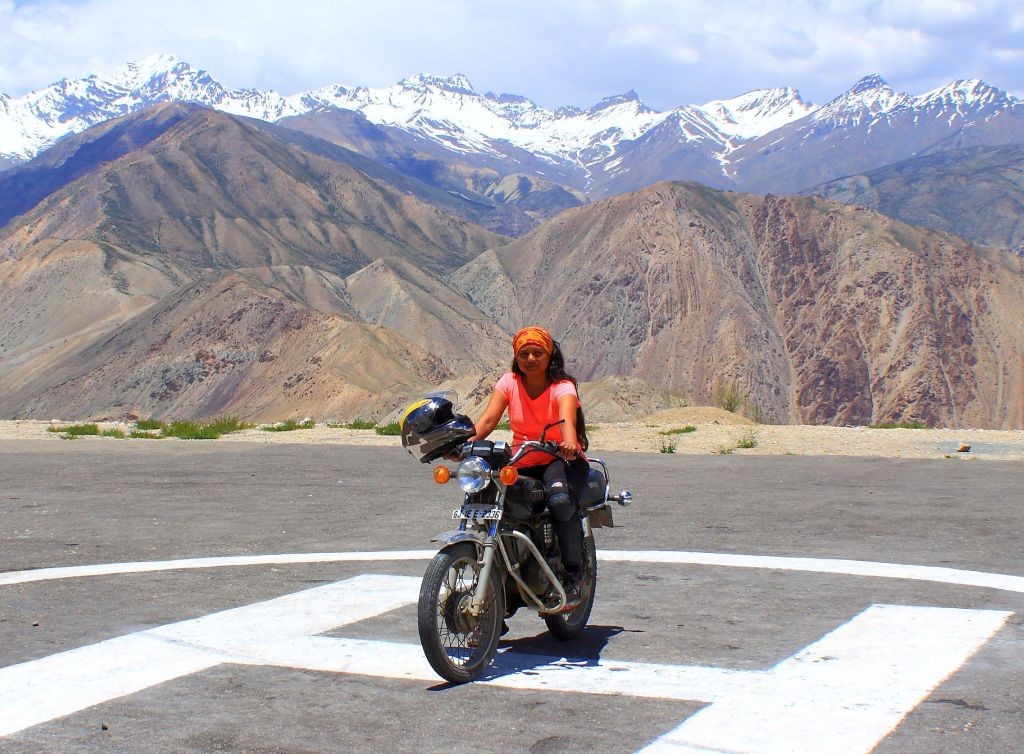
[400,392,474,463]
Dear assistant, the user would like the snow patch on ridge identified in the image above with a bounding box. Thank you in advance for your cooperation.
[699,87,815,140]
[1,57,1021,181]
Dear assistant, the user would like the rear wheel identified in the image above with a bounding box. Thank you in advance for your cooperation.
[417,542,505,683]
[544,532,596,639]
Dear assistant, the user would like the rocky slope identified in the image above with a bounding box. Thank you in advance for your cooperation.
[1,272,461,421]
[1,105,504,274]
[454,182,1024,429]
[807,145,1024,253]
[0,106,509,421]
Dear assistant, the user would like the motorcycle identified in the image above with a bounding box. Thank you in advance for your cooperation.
[411,410,632,683]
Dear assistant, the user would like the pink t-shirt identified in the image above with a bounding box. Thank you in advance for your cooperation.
[495,372,579,467]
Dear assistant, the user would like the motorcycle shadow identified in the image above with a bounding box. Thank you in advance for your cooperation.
[488,625,625,681]
[426,626,628,689]
[500,623,623,656]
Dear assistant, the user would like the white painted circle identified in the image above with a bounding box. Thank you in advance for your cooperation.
[2,550,1022,593]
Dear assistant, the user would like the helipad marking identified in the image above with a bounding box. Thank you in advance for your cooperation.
[0,574,1011,754]
[2,550,1024,594]
[0,574,419,737]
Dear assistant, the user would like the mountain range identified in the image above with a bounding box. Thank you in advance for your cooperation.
[4,56,1024,242]
[1,60,1023,429]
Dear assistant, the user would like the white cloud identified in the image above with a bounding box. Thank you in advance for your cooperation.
[0,0,1021,110]
[872,0,981,29]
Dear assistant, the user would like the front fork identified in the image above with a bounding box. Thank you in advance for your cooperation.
[468,520,499,617]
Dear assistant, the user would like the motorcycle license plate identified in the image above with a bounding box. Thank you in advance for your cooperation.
[453,506,501,521]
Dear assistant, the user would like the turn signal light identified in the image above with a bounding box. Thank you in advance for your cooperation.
[433,465,451,484]
[498,465,518,485]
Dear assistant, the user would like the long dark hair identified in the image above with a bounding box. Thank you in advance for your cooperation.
[511,339,578,387]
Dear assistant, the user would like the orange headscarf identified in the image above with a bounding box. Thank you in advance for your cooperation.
[513,326,554,356]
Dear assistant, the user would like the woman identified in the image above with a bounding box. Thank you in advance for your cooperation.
[470,326,589,602]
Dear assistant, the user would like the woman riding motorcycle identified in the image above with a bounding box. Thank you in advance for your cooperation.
[467,326,589,603]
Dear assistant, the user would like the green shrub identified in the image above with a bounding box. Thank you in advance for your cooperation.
[262,418,316,432]
[164,421,221,440]
[736,430,759,449]
[659,425,696,435]
[47,423,100,436]
[374,422,402,436]
[713,379,746,413]
[343,419,377,430]
[206,416,252,434]
[123,416,251,440]
[161,417,249,440]
[870,421,928,429]
[101,428,126,439]
[659,439,677,454]
[497,420,511,430]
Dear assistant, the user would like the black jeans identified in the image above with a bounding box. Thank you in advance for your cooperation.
[518,458,589,572]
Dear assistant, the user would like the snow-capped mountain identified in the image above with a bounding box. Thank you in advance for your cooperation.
[2,55,1023,199]
[807,74,1017,134]
[722,73,1024,194]
[699,87,817,141]
[0,55,809,170]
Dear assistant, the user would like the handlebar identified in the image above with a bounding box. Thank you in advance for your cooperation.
[457,420,576,465]
[507,439,562,466]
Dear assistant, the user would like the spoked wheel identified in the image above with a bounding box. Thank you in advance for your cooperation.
[544,532,596,640]
[417,542,506,683]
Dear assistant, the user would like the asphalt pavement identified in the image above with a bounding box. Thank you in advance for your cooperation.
[0,439,1021,753]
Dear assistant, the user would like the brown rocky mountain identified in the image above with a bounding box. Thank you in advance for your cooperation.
[0,105,502,277]
[0,103,512,256]
[806,145,1024,254]
[454,182,1024,429]
[1,271,457,420]
[0,105,510,421]
[0,103,197,229]
[344,256,508,375]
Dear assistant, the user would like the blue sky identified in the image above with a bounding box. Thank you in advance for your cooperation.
[1,0,1022,109]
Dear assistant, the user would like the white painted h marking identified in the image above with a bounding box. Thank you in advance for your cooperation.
[0,574,420,737]
[0,575,1011,754]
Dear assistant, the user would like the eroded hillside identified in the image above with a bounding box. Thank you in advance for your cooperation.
[454,183,1024,428]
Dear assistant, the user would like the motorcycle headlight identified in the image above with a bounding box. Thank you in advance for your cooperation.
[457,457,492,493]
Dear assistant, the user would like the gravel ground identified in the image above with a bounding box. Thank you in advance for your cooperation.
[5,410,1023,461]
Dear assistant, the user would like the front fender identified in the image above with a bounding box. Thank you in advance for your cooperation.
[430,529,486,548]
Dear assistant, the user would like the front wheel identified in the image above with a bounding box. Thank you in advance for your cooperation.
[417,542,505,683]
[544,532,597,639]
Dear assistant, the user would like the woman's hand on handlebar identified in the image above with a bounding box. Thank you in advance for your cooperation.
[558,437,580,461]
